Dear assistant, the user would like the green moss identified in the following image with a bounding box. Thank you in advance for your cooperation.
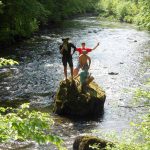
[73,136,114,150]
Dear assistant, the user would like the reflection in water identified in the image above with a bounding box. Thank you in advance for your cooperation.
[0,17,150,149]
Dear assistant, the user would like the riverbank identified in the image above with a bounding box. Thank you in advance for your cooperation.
[96,0,150,31]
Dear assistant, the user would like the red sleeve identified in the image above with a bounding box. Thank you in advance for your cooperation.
[85,48,92,52]
[76,48,80,52]
[76,48,82,54]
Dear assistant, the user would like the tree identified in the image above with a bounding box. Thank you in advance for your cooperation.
[0,0,49,43]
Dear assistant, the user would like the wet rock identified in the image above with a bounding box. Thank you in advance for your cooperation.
[0,68,12,79]
[93,30,97,33]
[41,35,51,40]
[43,51,52,56]
[108,72,119,75]
[54,78,106,117]
[134,40,137,42]
[0,141,37,150]
[73,136,114,150]
[120,62,124,64]
[10,67,19,74]
[88,31,92,33]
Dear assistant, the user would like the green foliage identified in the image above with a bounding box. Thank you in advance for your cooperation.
[0,1,3,14]
[0,103,66,150]
[98,0,150,30]
[134,89,150,101]
[0,0,98,44]
[0,0,50,43]
[0,58,19,67]
[135,0,150,30]
[132,78,150,106]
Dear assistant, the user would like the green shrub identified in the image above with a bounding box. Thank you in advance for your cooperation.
[0,58,19,67]
[135,0,150,30]
[0,1,3,13]
[98,0,150,30]
[0,103,66,150]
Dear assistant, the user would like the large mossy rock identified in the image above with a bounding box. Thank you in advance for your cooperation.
[54,78,106,117]
[73,136,114,150]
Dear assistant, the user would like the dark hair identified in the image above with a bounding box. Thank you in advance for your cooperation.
[62,38,69,41]
[81,42,85,45]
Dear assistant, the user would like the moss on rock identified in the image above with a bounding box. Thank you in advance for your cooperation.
[54,78,106,117]
[73,136,114,150]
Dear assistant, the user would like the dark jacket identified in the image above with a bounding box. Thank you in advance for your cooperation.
[59,43,76,57]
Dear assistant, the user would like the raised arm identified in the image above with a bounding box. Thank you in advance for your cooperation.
[92,42,99,51]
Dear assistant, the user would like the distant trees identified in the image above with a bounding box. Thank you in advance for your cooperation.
[0,0,97,44]
[98,0,150,30]
[0,0,149,45]
[0,1,3,13]
[136,0,150,30]
[0,0,49,44]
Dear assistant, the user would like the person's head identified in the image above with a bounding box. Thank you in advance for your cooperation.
[62,37,69,44]
[81,42,86,48]
[82,50,87,55]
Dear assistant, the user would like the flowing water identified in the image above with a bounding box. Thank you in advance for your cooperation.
[0,16,150,150]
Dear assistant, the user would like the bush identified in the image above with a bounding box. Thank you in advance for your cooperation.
[98,0,150,30]
[0,103,66,150]
[0,58,19,67]
[135,0,150,30]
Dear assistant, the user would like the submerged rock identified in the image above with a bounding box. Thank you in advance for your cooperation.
[0,141,37,150]
[54,78,106,117]
[0,68,12,79]
[108,72,119,75]
[73,136,113,150]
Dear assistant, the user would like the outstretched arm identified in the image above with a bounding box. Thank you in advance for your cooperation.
[92,42,99,51]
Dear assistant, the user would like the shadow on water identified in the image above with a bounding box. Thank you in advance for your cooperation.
[54,111,104,122]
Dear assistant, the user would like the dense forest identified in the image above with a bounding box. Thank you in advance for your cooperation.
[0,0,150,45]
[97,0,150,30]
[0,0,98,45]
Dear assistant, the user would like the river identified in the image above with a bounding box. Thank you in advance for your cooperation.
[0,16,150,150]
